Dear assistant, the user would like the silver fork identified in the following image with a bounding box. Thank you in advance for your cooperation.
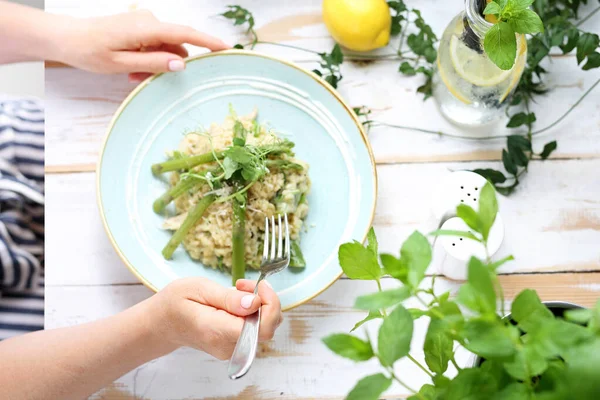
[228,214,290,380]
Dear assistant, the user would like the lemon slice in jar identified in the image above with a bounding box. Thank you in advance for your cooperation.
[449,35,512,87]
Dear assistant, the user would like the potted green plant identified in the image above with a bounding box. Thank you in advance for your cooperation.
[323,182,600,399]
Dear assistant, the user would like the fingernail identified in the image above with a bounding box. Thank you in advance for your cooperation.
[263,280,273,289]
[241,294,255,309]
[168,59,185,72]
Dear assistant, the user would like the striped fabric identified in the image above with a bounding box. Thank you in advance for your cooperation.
[0,97,44,340]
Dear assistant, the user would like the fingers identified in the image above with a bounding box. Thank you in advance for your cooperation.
[180,302,244,360]
[183,277,262,317]
[110,50,187,74]
[147,23,230,51]
[236,279,283,341]
[125,44,188,80]
[159,43,189,58]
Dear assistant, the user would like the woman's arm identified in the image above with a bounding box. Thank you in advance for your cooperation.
[0,1,229,80]
[0,278,282,400]
[0,1,62,64]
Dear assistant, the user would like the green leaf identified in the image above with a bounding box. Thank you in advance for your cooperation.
[507,135,532,151]
[473,169,507,185]
[509,9,544,34]
[354,287,411,311]
[380,253,407,281]
[222,157,239,179]
[366,227,378,256]
[560,28,579,54]
[560,338,600,398]
[511,289,553,332]
[378,305,413,366]
[583,51,600,70]
[424,319,453,374]
[576,33,599,64]
[506,112,536,128]
[483,1,502,15]
[408,308,428,320]
[399,61,416,76]
[346,373,392,400]
[456,204,480,233]
[233,43,245,49]
[408,384,438,400]
[509,147,529,168]
[428,229,481,242]
[488,255,515,270]
[491,383,531,400]
[564,308,593,325]
[462,320,516,359]
[225,146,252,164]
[484,22,517,70]
[338,242,381,280]
[433,374,451,388]
[539,140,557,159]
[503,345,548,380]
[457,257,496,314]
[508,0,534,12]
[351,310,383,332]
[400,231,432,288]
[330,43,344,65]
[478,183,498,242]
[502,149,518,175]
[445,369,498,400]
[322,333,373,361]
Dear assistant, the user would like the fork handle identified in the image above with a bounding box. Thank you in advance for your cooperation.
[227,275,265,380]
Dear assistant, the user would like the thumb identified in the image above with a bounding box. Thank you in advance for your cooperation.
[110,51,187,74]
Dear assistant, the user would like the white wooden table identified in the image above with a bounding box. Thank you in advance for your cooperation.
[45,1,600,399]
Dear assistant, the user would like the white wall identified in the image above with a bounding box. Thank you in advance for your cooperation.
[0,0,44,98]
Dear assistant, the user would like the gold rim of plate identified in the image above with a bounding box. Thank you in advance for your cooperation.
[96,49,378,311]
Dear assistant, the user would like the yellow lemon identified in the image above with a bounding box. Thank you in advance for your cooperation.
[322,0,391,52]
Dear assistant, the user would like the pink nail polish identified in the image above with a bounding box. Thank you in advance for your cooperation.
[168,59,185,72]
[241,294,255,309]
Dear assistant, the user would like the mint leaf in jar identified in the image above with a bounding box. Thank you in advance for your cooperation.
[484,21,517,70]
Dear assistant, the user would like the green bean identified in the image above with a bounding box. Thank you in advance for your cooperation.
[231,192,247,284]
[290,240,306,268]
[162,194,216,259]
[265,159,303,171]
[152,168,220,213]
[152,142,295,175]
[153,178,200,214]
[151,151,225,175]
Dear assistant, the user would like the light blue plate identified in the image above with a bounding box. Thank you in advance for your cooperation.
[97,50,377,310]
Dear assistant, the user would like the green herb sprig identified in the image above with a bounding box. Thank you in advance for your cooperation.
[478,0,599,194]
[389,1,438,99]
[313,44,344,88]
[324,183,600,399]
[483,0,545,70]
[220,5,258,48]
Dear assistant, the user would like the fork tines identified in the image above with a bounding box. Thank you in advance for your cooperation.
[263,214,290,262]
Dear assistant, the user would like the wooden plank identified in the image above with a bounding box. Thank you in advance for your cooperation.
[44,0,600,170]
[46,273,600,399]
[45,55,600,170]
[45,160,600,287]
